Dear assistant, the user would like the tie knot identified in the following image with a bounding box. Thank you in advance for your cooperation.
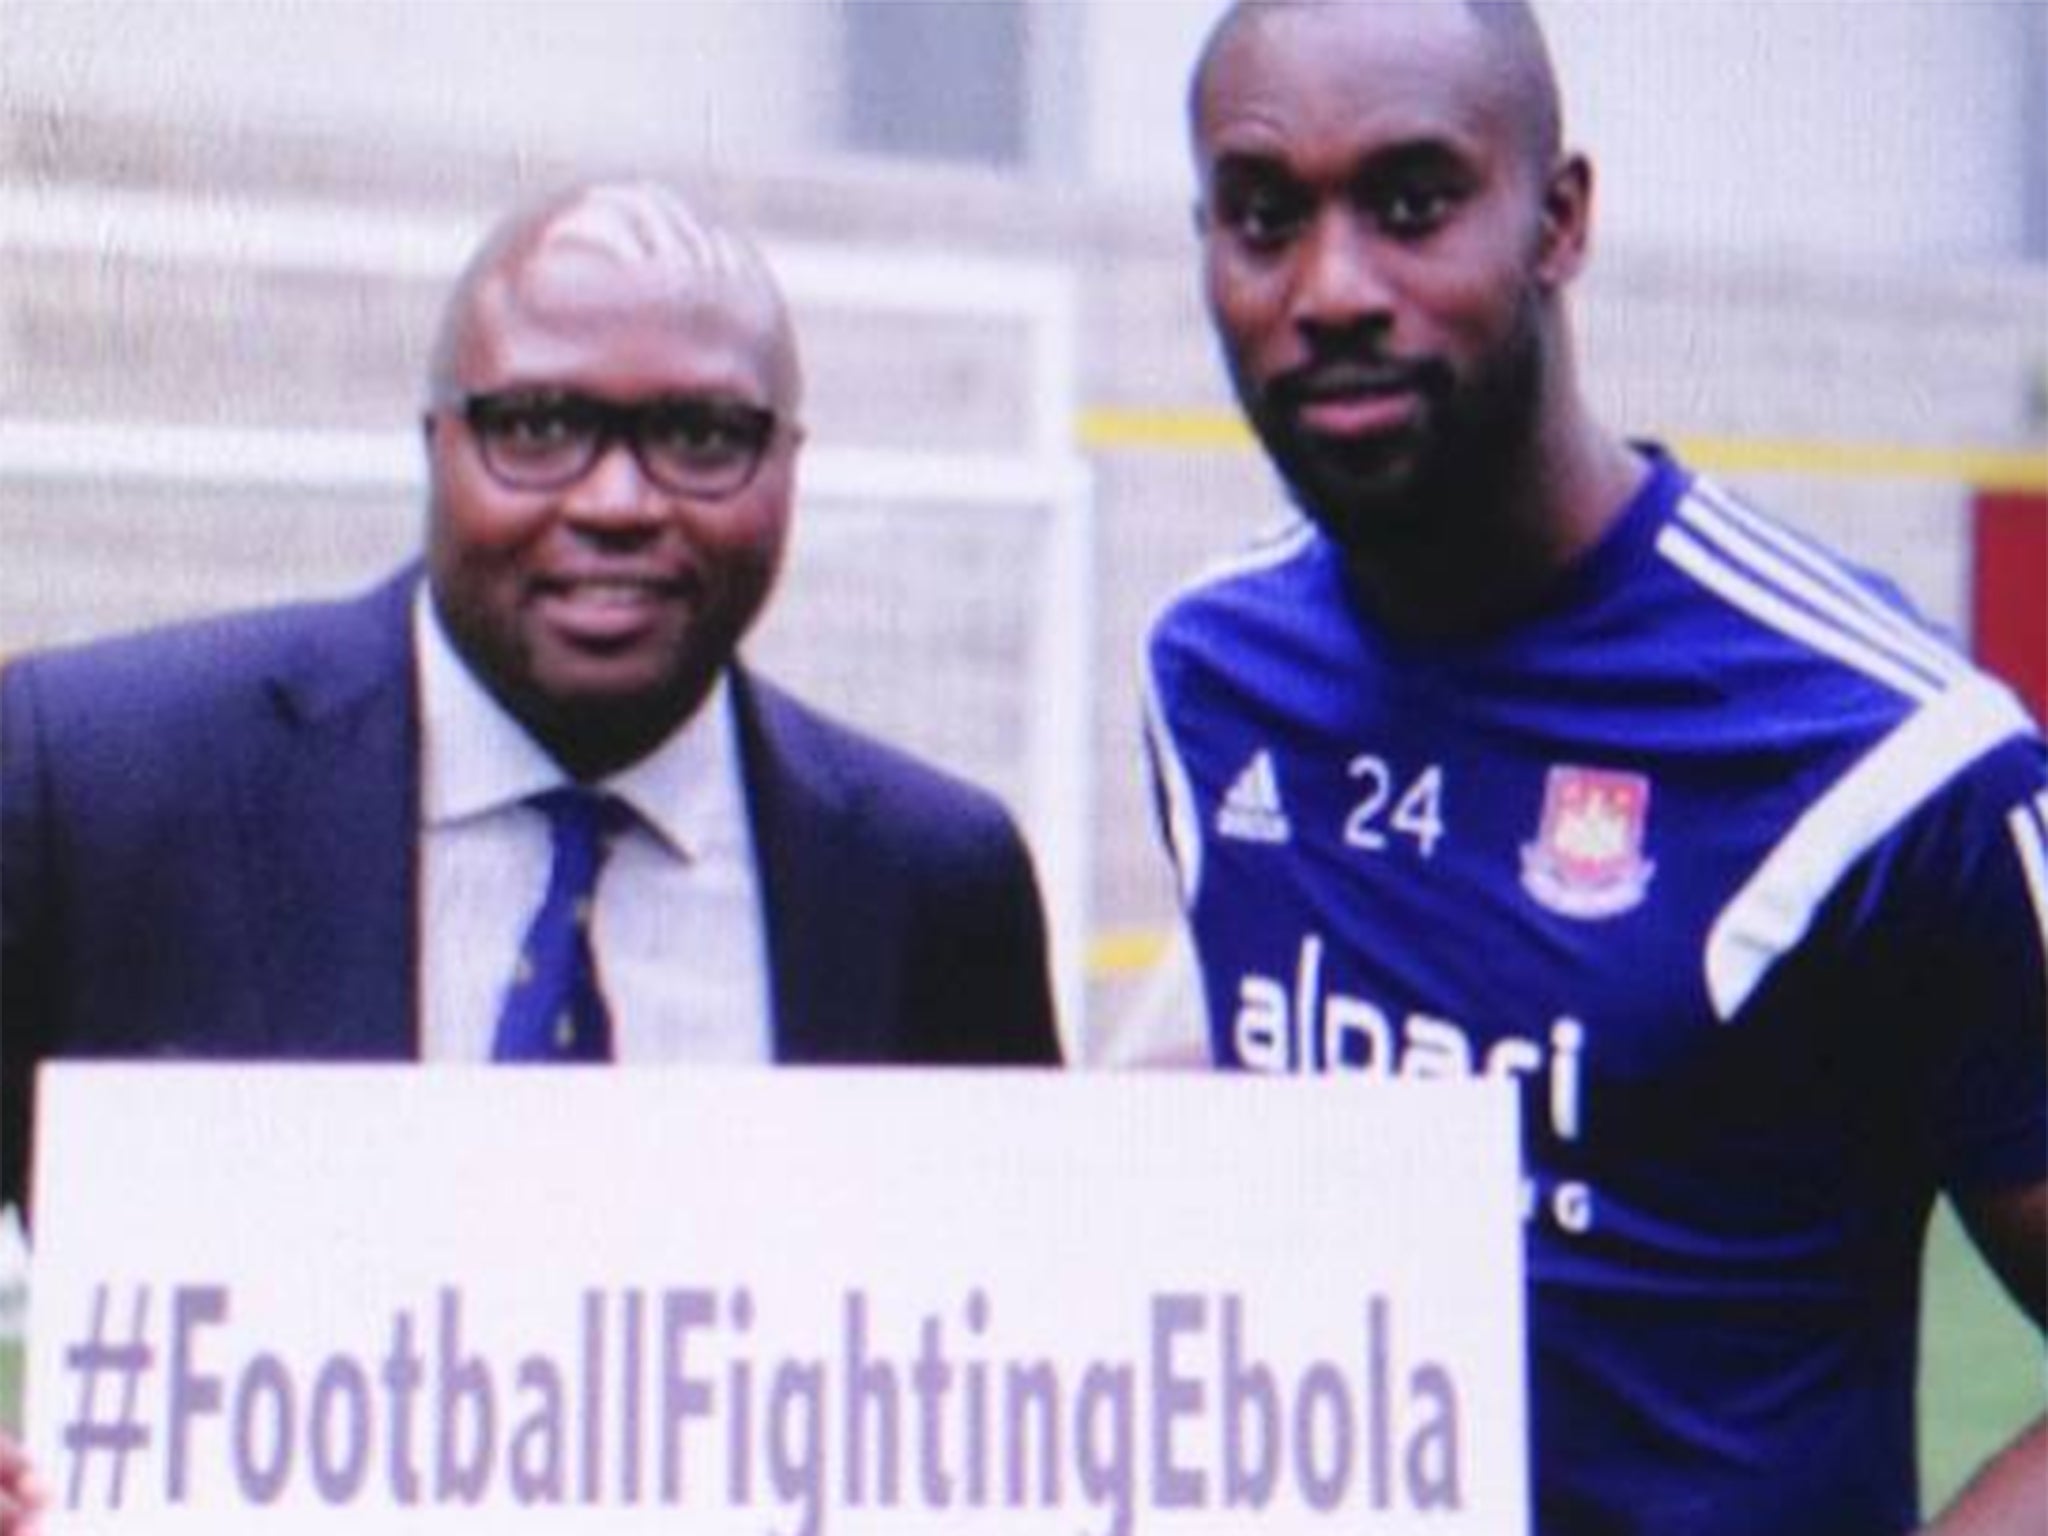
[531,787,632,882]
[533,784,631,828]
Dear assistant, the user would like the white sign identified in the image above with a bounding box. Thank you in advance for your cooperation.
[28,1066,1526,1533]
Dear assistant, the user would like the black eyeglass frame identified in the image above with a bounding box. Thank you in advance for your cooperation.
[441,388,785,501]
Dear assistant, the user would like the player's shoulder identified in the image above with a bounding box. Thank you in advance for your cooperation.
[1653,468,1974,693]
[1647,466,2048,774]
[1155,514,1323,623]
[1146,513,1333,685]
[1674,461,2043,775]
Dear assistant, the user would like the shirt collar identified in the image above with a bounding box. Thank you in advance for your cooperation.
[413,588,744,861]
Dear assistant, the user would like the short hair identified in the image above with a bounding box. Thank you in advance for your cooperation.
[1190,1,1564,170]
[425,180,800,412]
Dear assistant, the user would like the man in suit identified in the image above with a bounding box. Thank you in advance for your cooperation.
[0,178,1061,1218]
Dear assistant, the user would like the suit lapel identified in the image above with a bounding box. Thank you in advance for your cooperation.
[230,627,901,1063]
[234,572,421,1058]
[733,670,903,1062]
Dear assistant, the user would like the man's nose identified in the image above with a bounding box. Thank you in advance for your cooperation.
[1291,213,1394,339]
[561,439,665,529]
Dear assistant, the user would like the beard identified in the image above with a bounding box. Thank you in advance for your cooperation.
[1237,290,1548,563]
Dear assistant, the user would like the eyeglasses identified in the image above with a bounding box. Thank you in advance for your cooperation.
[451,389,781,500]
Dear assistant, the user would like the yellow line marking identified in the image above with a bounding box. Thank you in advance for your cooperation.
[1668,436,2048,495]
[1076,407,2048,492]
[1079,408,1254,452]
[1087,929,1173,977]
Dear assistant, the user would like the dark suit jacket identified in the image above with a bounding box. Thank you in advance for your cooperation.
[1,569,1059,1207]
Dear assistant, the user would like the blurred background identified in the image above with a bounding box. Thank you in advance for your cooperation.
[1,0,2044,1502]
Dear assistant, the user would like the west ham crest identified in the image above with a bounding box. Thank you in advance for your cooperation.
[1520,766,1656,919]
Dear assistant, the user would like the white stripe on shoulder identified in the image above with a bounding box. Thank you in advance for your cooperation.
[1704,677,2035,1020]
[1164,517,1319,606]
[1140,515,1318,909]
[1140,655,1205,909]
[1682,479,1964,687]
[2008,790,2048,969]
[1657,523,1943,702]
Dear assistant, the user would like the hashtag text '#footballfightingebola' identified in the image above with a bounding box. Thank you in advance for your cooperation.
[60,1282,1470,1531]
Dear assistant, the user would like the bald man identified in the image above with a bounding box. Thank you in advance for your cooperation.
[1137,4,2045,1534]
[0,180,1061,1210]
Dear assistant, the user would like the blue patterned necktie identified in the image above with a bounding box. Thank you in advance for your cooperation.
[492,787,632,1063]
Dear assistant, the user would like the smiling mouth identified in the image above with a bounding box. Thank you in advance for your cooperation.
[536,576,692,643]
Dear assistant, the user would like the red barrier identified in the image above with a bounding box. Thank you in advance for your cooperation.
[1972,491,2047,725]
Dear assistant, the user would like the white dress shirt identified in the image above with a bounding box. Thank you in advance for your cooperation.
[413,592,772,1063]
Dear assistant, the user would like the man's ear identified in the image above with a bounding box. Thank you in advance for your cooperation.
[1535,152,1593,289]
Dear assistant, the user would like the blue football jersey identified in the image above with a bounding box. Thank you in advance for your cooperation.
[1143,448,2048,1535]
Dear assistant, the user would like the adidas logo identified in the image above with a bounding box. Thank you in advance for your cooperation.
[1217,749,1291,844]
